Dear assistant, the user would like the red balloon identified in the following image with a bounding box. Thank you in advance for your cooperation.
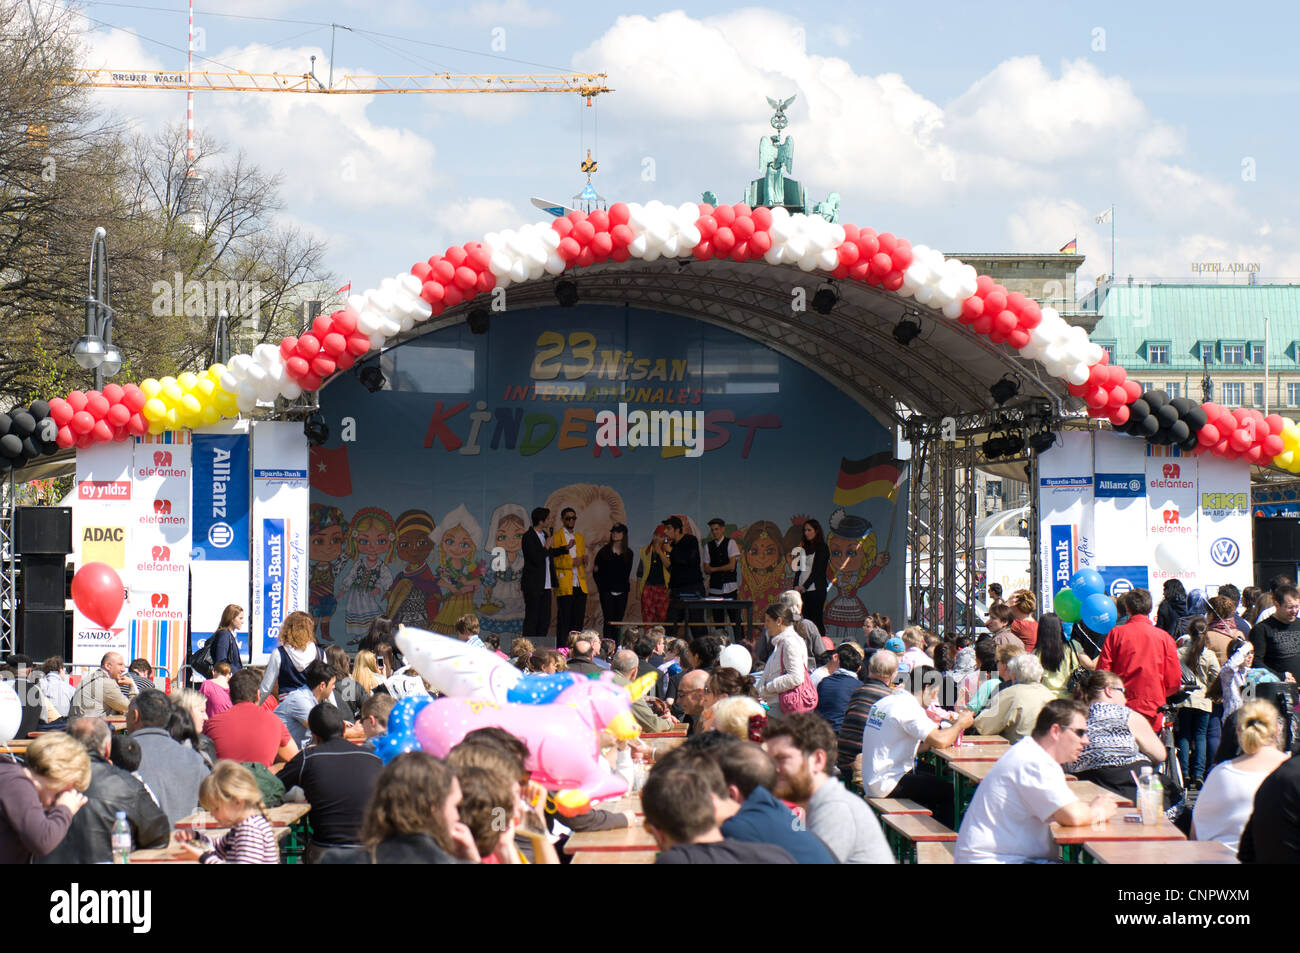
[1085,387,1109,409]
[989,328,1011,345]
[453,266,477,291]
[107,404,130,427]
[286,356,310,378]
[91,420,113,443]
[1109,405,1131,427]
[612,246,631,263]
[421,281,445,304]
[855,233,879,259]
[558,237,582,260]
[876,232,898,255]
[1067,382,1090,397]
[882,271,905,291]
[870,252,892,277]
[445,246,468,267]
[695,215,718,240]
[1263,434,1285,457]
[467,244,492,271]
[960,296,984,323]
[751,207,773,230]
[66,390,88,412]
[730,241,750,263]
[1267,414,1286,435]
[102,383,124,405]
[1246,445,1264,464]
[611,224,635,247]
[76,433,93,450]
[347,333,371,356]
[837,242,860,265]
[49,398,73,426]
[1229,430,1251,452]
[112,425,129,443]
[56,425,74,449]
[712,226,736,255]
[280,337,298,360]
[1197,423,1220,445]
[831,263,850,280]
[849,261,872,283]
[984,290,1007,314]
[608,202,631,226]
[972,314,993,335]
[576,247,595,268]
[1108,385,1128,407]
[86,392,109,419]
[891,245,914,271]
[732,215,755,241]
[587,210,610,232]
[975,275,996,296]
[312,314,333,339]
[748,231,773,255]
[71,411,94,434]
[297,333,321,358]
[693,240,713,261]
[552,217,574,238]
[336,351,357,372]
[863,268,883,286]
[432,260,456,284]
[573,220,596,245]
[1018,300,1042,329]
[443,284,465,308]
[1005,291,1027,313]
[323,333,347,357]
[1088,363,1108,387]
[476,271,496,293]
[127,414,148,437]
[311,355,336,378]
[411,261,433,282]
[713,205,736,227]
[121,385,146,413]
[333,309,358,335]
[994,310,1017,335]
[592,232,614,257]
[731,203,752,219]
[1232,407,1252,423]
[1008,328,1031,349]
[72,562,125,629]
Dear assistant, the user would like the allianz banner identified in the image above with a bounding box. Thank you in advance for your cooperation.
[191,423,253,661]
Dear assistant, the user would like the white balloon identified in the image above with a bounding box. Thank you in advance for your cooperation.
[539,228,562,250]
[253,344,280,368]
[642,247,662,262]
[543,254,564,276]
[398,273,422,298]
[629,234,649,257]
[828,224,846,247]
[399,314,414,333]
[245,363,268,384]
[228,353,252,376]
[347,294,369,314]
[218,370,239,393]
[378,315,401,337]
[280,380,303,401]
[369,331,386,350]
[769,218,792,243]
[937,277,961,303]
[914,284,936,306]
[942,299,963,319]
[719,644,752,677]
[410,296,433,319]
[1086,342,1104,364]
[526,260,546,281]
[680,225,702,248]
[235,392,258,414]
[357,311,380,335]
[1066,363,1091,386]
[797,253,818,272]
[817,248,838,271]
[763,246,785,266]
[662,235,681,258]
[786,235,808,260]
[513,260,533,282]
[488,251,513,277]
[256,379,280,404]
[380,277,401,297]
[237,377,258,400]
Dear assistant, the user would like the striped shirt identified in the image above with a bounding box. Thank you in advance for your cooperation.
[201,814,280,864]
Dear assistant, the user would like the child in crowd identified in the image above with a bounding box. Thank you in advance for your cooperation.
[175,761,279,864]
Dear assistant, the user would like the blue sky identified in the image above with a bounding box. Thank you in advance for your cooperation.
[71,0,1300,294]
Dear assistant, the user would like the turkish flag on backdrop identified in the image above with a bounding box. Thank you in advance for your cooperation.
[309,444,352,497]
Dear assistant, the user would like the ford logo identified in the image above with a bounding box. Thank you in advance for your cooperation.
[1210,538,1239,567]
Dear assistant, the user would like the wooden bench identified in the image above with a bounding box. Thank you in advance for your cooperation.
[917,842,956,864]
[867,798,932,818]
[571,850,658,865]
[882,813,958,865]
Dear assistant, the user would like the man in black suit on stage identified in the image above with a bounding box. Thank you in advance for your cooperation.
[662,516,705,640]
[521,506,566,641]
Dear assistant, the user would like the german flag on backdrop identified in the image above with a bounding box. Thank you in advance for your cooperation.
[833,452,908,506]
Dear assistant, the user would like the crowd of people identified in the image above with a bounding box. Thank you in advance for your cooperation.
[3,571,1300,865]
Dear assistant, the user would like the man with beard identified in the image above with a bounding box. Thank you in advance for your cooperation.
[762,712,893,864]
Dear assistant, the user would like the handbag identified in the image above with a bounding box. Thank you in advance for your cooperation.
[188,639,215,679]
[777,642,819,714]
[1062,641,1088,697]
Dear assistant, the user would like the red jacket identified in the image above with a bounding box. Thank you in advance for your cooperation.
[1098,615,1181,730]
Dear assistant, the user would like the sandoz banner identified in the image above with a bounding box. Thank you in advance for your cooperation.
[72,443,134,664]
[251,421,309,661]
[191,423,252,663]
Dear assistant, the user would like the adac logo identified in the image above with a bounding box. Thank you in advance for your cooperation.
[153,451,172,468]
[151,593,169,609]
[1162,463,1180,480]
[151,545,171,561]
[1163,509,1179,525]
[1210,538,1240,567]
[153,498,172,515]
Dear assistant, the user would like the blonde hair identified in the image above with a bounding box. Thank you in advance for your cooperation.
[278,611,317,650]
[1237,700,1280,755]
[199,761,266,819]
[995,642,1026,665]
[710,695,765,741]
[353,651,384,692]
[1009,589,1037,616]
[25,733,92,792]
[171,688,206,726]
[901,626,926,649]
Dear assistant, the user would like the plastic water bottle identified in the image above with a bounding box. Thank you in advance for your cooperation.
[111,811,132,864]
[1138,766,1163,825]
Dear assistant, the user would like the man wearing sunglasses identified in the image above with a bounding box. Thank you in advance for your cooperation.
[956,699,1118,863]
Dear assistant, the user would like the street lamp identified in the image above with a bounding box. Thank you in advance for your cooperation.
[214,309,230,365]
[70,227,123,390]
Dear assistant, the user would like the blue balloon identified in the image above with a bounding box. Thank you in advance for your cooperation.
[372,694,431,764]
[1069,568,1106,599]
[1081,592,1118,634]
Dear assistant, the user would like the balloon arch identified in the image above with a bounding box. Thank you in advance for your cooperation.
[1,200,1295,473]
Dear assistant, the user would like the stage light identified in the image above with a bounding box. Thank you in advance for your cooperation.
[811,284,838,315]
[892,317,921,346]
[467,308,490,335]
[358,365,386,393]
[1028,429,1057,454]
[1002,432,1026,455]
[990,376,1020,406]
[983,436,1005,460]
[554,278,579,308]
[303,411,329,446]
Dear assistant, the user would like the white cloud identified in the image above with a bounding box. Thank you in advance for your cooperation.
[460,0,561,27]
[433,197,528,240]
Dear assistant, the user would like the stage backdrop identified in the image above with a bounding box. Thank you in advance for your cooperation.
[310,304,907,647]
[1038,429,1251,608]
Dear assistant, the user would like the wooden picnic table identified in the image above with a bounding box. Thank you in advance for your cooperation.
[564,824,658,854]
[176,802,311,830]
[1052,815,1184,863]
[935,743,1010,763]
[642,726,688,738]
[950,761,1135,828]
[599,795,643,815]
[1084,840,1239,865]
[130,826,292,863]
[571,850,658,864]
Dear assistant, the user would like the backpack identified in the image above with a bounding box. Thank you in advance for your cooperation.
[241,760,286,807]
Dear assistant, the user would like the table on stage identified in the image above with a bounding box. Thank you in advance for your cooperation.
[1084,840,1239,864]
[1052,816,1184,864]
[676,598,754,637]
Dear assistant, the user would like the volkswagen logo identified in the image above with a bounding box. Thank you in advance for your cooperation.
[1110,578,1133,598]
[208,521,234,549]
[1210,538,1239,567]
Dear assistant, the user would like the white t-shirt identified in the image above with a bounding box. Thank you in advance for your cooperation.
[955,736,1077,864]
[1193,761,1274,852]
[861,691,937,797]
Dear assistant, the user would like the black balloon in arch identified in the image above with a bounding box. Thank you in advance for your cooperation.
[1117,389,1207,452]
[0,400,59,473]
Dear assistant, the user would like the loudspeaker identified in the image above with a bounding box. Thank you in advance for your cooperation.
[1254,561,1300,590]
[1255,517,1300,562]
[20,554,67,611]
[14,507,72,555]
[19,609,69,660]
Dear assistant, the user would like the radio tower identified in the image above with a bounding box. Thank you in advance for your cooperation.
[179,0,205,233]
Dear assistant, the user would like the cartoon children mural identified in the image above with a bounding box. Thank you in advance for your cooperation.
[385,509,441,629]
[738,519,787,626]
[477,503,527,638]
[309,504,347,643]
[336,507,396,646]
[430,504,484,636]
[823,507,890,644]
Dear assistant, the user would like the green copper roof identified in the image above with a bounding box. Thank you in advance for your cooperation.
[1087,283,1300,370]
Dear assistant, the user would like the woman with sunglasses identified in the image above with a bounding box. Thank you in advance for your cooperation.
[1063,669,1168,805]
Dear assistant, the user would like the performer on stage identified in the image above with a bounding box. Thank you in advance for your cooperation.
[594,523,634,642]
[794,518,831,637]
[662,516,704,639]
[552,507,590,643]
[635,524,671,625]
[703,518,743,643]
[521,507,563,640]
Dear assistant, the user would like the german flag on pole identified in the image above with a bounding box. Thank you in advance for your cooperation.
[833,452,908,506]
